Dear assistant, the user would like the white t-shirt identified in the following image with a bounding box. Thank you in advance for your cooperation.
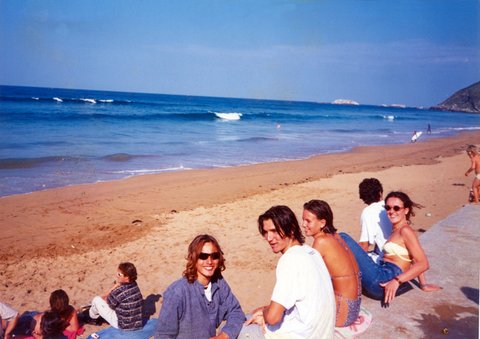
[265,245,335,339]
[359,201,392,262]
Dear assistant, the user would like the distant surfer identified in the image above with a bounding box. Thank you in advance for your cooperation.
[427,124,431,134]
[411,131,417,143]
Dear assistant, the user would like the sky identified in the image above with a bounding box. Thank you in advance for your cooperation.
[0,0,479,107]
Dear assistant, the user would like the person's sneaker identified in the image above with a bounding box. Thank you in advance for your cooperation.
[77,305,106,326]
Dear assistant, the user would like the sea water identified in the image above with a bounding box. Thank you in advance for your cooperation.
[1,85,479,197]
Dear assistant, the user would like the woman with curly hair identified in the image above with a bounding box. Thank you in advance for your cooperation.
[154,234,245,339]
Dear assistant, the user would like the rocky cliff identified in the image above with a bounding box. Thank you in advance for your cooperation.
[431,81,480,113]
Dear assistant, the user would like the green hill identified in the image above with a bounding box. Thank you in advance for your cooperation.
[431,81,480,113]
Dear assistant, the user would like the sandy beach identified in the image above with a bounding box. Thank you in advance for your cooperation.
[1,130,479,335]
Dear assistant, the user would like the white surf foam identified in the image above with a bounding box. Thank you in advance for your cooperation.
[214,112,242,120]
[53,97,63,102]
[99,99,114,103]
[111,166,191,175]
[81,98,97,104]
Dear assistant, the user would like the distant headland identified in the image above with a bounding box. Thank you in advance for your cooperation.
[431,81,480,113]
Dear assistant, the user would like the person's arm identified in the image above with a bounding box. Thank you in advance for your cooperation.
[359,209,376,252]
[465,157,475,176]
[32,313,43,338]
[262,301,285,326]
[68,307,80,332]
[213,281,246,339]
[103,281,121,300]
[154,287,182,339]
[417,273,442,292]
[4,313,19,339]
[358,241,370,251]
[245,301,285,327]
[380,226,429,304]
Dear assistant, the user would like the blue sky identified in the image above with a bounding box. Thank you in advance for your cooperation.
[1,0,479,107]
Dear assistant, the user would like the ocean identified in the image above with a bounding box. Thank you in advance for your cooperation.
[1,85,479,197]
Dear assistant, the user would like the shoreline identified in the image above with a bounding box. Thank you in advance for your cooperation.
[0,130,478,329]
[1,130,478,262]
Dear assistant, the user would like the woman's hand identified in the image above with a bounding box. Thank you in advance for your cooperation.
[379,278,400,304]
[420,283,443,292]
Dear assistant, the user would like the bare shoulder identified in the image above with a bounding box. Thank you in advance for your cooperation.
[312,235,337,253]
[400,224,421,245]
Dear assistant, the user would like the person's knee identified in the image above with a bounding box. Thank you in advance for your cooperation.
[92,296,103,306]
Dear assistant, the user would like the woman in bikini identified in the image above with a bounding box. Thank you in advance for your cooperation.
[340,191,440,304]
[302,200,361,327]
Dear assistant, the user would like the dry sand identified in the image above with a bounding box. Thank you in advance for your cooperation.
[1,130,478,336]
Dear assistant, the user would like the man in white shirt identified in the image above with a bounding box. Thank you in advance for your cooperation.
[241,205,335,339]
[358,178,392,263]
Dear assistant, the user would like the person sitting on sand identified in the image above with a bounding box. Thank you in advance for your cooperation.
[358,178,393,263]
[241,206,334,339]
[465,144,480,204]
[89,262,143,331]
[302,200,361,327]
[38,311,67,339]
[358,178,440,292]
[154,234,245,338]
[1,301,19,339]
[32,289,83,339]
[341,191,439,304]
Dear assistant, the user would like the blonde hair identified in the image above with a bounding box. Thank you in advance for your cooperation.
[466,145,478,155]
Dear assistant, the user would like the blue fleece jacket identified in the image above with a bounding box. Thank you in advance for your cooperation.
[154,276,245,339]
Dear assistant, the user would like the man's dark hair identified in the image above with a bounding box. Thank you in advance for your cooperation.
[258,205,304,244]
[118,262,138,282]
[359,178,383,205]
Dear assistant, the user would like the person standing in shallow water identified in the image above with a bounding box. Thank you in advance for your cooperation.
[154,234,245,339]
[302,200,361,327]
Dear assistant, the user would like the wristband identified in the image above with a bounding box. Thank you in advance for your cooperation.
[394,277,402,284]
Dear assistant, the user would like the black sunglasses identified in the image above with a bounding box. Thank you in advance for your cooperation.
[198,252,220,260]
[385,205,404,212]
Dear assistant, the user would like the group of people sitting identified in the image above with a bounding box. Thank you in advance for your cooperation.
[1,178,441,339]
[1,289,84,339]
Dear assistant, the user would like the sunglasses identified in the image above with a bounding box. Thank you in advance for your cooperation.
[116,272,125,277]
[198,252,220,260]
[385,205,404,212]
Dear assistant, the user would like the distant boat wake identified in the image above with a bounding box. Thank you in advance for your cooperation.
[214,112,242,120]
